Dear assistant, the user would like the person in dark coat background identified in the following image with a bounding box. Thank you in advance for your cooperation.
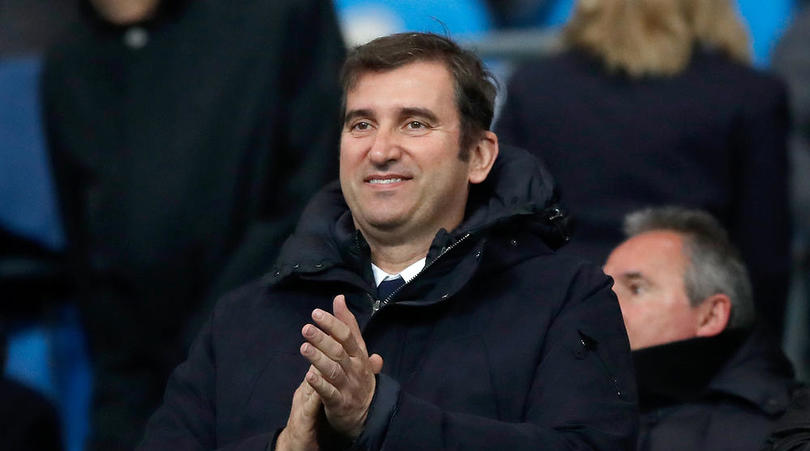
[42,0,345,448]
[0,230,64,450]
[772,3,810,381]
[139,32,638,450]
[0,376,62,451]
[496,0,791,333]
[603,207,797,451]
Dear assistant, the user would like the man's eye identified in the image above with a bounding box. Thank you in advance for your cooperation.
[351,121,371,131]
[629,283,643,295]
[406,120,428,130]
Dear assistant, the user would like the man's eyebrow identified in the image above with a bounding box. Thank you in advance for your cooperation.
[399,107,438,123]
[620,271,645,282]
[343,109,374,125]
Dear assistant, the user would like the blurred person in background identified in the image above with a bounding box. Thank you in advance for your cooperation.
[0,361,61,450]
[0,233,63,451]
[604,207,797,451]
[773,3,810,381]
[496,0,791,334]
[0,0,78,54]
[2,1,83,449]
[42,0,345,448]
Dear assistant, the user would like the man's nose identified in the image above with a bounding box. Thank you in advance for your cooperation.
[368,128,402,166]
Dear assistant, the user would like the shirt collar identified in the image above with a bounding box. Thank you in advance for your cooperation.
[371,258,426,287]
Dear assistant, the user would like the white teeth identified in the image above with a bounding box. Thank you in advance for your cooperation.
[368,178,403,184]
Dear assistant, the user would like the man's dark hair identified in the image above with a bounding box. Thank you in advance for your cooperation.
[623,206,755,330]
[340,32,497,160]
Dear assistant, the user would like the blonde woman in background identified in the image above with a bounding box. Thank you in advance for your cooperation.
[497,0,790,337]
[563,0,750,77]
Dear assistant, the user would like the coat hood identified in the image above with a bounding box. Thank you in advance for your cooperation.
[268,144,568,284]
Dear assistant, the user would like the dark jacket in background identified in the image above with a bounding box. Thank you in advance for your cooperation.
[772,6,810,382]
[139,146,639,450]
[0,0,79,55]
[773,7,810,139]
[633,327,796,451]
[496,50,791,332]
[0,377,62,451]
[42,0,345,448]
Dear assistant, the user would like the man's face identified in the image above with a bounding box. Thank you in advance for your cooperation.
[603,231,702,350]
[89,0,160,24]
[339,61,476,241]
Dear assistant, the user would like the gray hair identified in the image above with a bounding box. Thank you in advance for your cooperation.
[623,206,755,330]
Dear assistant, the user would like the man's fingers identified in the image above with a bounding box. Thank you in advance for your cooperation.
[302,374,316,395]
[306,367,342,406]
[301,380,321,417]
[369,353,384,374]
[311,309,352,347]
[302,323,349,363]
[300,299,379,440]
[281,378,321,451]
[288,379,318,427]
[332,295,368,355]
[310,298,363,357]
[300,342,347,386]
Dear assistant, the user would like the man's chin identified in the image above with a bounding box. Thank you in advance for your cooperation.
[365,216,408,232]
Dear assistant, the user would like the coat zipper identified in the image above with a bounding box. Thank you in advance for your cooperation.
[370,232,473,315]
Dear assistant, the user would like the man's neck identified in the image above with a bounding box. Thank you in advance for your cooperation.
[357,214,466,274]
[368,240,431,275]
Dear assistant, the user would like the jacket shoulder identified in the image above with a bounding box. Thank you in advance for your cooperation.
[691,52,788,100]
[507,52,589,90]
[211,278,275,325]
[484,229,616,312]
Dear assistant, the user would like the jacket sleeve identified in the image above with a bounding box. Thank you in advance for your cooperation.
[137,314,278,451]
[357,266,639,450]
[729,77,791,330]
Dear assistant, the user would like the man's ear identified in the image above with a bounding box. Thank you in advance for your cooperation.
[695,293,732,338]
[467,131,498,184]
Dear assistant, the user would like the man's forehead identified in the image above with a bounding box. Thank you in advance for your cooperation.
[619,231,688,276]
[607,230,683,267]
[343,62,458,122]
[346,61,453,97]
[348,59,452,87]
[626,230,685,255]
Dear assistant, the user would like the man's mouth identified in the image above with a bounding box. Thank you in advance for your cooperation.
[368,178,403,184]
[365,175,410,184]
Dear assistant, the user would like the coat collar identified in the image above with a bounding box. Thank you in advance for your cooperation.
[634,325,795,415]
[266,145,568,290]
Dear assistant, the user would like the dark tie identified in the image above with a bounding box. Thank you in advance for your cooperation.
[377,276,405,300]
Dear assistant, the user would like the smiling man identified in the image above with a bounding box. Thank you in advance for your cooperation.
[603,207,796,450]
[339,60,491,273]
[139,32,637,450]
